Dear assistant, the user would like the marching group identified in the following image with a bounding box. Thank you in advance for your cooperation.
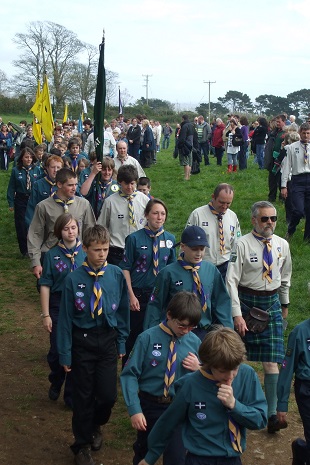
[2,113,310,465]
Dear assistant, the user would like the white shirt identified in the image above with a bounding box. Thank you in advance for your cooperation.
[97,191,149,248]
[281,140,310,187]
[114,155,146,178]
[186,205,241,266]
[225,232,291,317]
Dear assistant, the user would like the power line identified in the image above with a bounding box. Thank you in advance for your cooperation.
[203,80,216,122]
[142,74,152,106]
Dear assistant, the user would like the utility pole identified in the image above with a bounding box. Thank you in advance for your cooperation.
[142,74,152,106]
[203,80,216,122]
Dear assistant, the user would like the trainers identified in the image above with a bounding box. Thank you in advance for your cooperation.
[74,447,94,465]
[91,425,103,451]
[267,414,288,434]
[48,385,61,401]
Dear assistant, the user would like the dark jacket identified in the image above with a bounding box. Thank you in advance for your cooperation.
[141,126,155,151]
[177,120,195,153]
[127,125,141,145]
[252,125,268,145]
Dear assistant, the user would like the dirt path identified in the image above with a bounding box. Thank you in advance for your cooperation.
[0,286,304,465]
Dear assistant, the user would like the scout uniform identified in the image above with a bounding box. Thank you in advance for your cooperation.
[186,204,241,277]
[39,240,85,406]
[7,163,41,256]
[277,319,310,465]
[143,364,267,465]
[114,155,146,178]
[226,232,291,362]
[79,177,119,219]
[25,176,57,227]
[119,227,176,362]
[57,261,129,455]
[144,260,233,338]
[97,190,149,265]
[120,322,201,465]
[27,196,96,269]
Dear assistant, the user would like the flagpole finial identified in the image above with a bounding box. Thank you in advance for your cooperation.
[102,29,105,44]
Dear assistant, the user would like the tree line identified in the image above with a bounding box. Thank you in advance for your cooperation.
[1,20,310,122]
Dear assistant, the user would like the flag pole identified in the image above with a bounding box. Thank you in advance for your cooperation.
[93,30,106,218]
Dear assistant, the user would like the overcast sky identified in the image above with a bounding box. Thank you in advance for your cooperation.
[2,0,310,109]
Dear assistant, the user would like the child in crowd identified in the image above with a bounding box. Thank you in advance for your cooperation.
[138,327,267,465]
[144,225,233,340]
[39,213,85,408]
[121,291,202,465]
[137,177,153,199]
[57,225,130,465]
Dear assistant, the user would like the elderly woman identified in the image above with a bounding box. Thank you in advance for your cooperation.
[140,119,155,168]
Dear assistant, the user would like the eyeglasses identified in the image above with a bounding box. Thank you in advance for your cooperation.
[173,319,197,330]
[260,216,277,223]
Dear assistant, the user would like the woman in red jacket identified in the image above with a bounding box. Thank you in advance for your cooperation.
[212,118,225,166]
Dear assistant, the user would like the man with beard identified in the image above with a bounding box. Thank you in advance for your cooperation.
[226,201,291,434]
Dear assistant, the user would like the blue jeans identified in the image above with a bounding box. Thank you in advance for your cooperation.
[199,141,210,165]
[162,135,170,149]
[227,152,238,166]
[256,144,265,169]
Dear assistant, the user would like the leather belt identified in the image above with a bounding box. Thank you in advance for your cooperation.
[139,391,173,404]
[238,286,279,297]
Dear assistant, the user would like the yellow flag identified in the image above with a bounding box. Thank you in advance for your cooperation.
[32,81,43,145]
[30,74,54,142]
[63,104,68,123]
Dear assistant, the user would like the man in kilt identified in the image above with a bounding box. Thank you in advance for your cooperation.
[226,201,292,434]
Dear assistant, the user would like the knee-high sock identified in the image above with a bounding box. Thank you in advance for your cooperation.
[264,373,278,417]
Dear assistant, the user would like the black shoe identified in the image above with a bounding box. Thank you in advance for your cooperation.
[48,385,61,401]
[74,447,94,465]
[91,425,103,451]
[292,438,307,465]
[267,414,288,434]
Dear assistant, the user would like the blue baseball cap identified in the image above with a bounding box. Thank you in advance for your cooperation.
[175,226,209,248]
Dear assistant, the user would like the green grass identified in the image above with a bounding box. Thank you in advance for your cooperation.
[1,113,31,125]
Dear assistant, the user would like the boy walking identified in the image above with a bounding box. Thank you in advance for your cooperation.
[57,225,130,465]
[138,327,267,465]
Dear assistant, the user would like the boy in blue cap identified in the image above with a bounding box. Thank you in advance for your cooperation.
[144,225,233,340]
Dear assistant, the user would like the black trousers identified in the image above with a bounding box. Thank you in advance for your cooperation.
[133,396,185,465]
[14,192,30,255]
[48,293,72,403]
[268,170,281,202]
[288,174,310,240]
[122,288,152,367]
[70,325,118,454]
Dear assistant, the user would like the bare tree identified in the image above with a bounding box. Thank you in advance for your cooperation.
[69,43,98,104]
[106,69,119,107]
[0,69,8,95]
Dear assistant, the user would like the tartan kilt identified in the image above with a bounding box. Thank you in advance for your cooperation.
[239,291,284,363]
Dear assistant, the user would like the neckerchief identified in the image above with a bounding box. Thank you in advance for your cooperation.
[144,224,165,275]
[119,191,138,225]
[53,193,75,213]
[44,175,56,195]
[199,367,242,453]
[208,202,226,254]
[82,260,107,318]
[98,179,112,201]
[301,142,308,164]
[71,156,78,172]
[58,239,82,272]
[177,254,207,312]
[252,230,273,283]
[22,165,33,191]
[159,320,177,397]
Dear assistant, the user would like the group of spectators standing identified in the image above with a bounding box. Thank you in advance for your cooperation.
[2,110,310,465]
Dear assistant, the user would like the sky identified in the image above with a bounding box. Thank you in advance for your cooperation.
[2,0,310,110]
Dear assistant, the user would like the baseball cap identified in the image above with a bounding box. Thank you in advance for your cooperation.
[175,226,209,248]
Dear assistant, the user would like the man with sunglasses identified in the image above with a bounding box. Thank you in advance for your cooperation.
[226,201,291,434]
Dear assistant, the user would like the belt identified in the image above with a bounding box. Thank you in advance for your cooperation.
[139,391,173,404]
[238,286,279,297]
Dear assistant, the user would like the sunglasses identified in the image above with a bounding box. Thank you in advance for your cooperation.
[260,216,277,222]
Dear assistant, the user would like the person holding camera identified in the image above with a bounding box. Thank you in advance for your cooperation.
[225,119,242,173]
